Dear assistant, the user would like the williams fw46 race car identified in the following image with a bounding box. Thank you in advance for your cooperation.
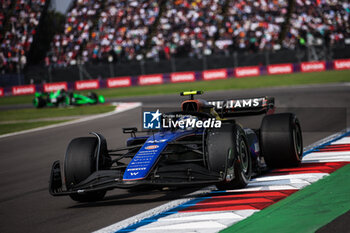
[33,89,105,108]
[49,91,303,202]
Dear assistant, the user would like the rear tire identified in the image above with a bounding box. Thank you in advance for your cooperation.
[67,93,75,106]
[33,97,46,108]
[206,123,252,190]
[64,137,106,202]
[260,113,303,168]
[88,92,98,104]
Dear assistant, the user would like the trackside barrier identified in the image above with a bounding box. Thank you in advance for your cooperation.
[234,66,260,78]
[107,77,132,88]
[75,80,100,90]
[334,59,350,70]
[300,61,326,72]
[138,74,163,85]
[12,84,36,95]
[203,69,228,80]
[43,82,68,92]
[170,72,195,83]
[267,64,293,75]
[1,59,350,96]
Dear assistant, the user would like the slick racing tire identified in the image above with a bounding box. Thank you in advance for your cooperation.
[66,93,76,106]
[64,137,106,202]
[33,97,46,108]
[260,113,303,168]
[88,92,98,104]
[206,122,252,190]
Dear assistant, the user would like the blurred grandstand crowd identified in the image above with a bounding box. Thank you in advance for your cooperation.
[0,0,350,73]
[0,0,46,73]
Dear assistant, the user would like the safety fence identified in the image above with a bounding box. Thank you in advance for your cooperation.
[1,58,350,97]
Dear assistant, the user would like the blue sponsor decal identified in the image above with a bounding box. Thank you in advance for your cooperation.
[123,130,194,180]
[143,109,162,129]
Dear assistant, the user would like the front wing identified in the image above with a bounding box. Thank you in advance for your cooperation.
[49,160,223,196]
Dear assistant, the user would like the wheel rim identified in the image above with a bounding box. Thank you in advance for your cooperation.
[293,124,302,158]
[239,139,249,174]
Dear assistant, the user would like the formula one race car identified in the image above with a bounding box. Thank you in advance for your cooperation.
[33,89,105,108]
[49,91,303,202]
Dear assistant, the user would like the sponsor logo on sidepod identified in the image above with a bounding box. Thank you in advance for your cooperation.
[145,145,159,150]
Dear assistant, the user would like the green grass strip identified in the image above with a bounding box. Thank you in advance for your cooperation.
[1,70,350,106]
[0,120,68,135]
[77,70,350,99]
[220,164,350,233]
[0,95,31,106]
[0,105,115,122]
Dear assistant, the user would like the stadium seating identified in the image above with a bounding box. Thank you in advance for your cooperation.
[47,0,349,66]
[216,0,287,53]
[0,0,46,73]
[1,0,350,72]
[49,0,102,66]
[86,0,159,63]
[147,0,225,60]
[283,0,350,49]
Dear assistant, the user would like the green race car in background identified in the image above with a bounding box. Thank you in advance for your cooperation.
[33,89,105,108]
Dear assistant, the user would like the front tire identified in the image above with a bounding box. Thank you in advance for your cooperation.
[260,113,303,168]
[64,137,106,202]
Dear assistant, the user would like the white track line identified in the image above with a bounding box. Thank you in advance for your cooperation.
[303,129,350,153]
[136,210,259,233]
[94,186,215,233]
[331,137,350,145]
[0,102,141,139]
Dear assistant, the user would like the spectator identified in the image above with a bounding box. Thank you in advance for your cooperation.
[283,0,350,49]
[0,0,45,73]
[46,0,350,67]
[216,0,287,54]
[48,0,102,66]
[48,0,159,66]
[149,0,225,60]
[86,0,159,63]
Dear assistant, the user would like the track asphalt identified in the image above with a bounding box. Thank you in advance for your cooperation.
[0,83,349,233]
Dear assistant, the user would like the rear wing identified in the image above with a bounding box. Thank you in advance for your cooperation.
[208,97,275,117]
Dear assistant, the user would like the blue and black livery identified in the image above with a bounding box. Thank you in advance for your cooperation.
[49,91,303,202]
